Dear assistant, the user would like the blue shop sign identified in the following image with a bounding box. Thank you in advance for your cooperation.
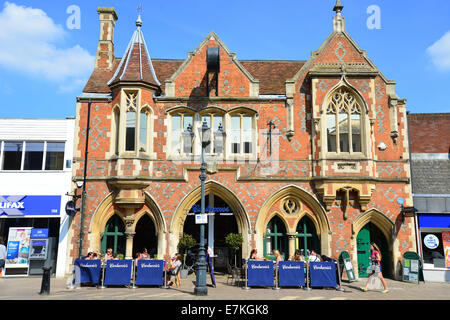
[31,228,49,239]
[0,195,61,216]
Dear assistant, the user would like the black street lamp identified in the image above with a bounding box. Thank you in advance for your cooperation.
[194,119,210,296]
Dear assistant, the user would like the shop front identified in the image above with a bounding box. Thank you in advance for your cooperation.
[0,118,75,277]
[0,195,62,276]
[417,212,450,282]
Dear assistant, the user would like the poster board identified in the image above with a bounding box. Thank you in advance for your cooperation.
[402,252,421,283]
[4,227,32,277]
[339,251,356,282]
[442,231,450,269]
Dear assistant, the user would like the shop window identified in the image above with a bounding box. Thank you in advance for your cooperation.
[2,141,23,170]
[45,142,65,170]
[24,142,44,170]
[326,87,363,154]
[421,232,445,268]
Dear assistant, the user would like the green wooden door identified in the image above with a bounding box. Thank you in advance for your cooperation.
[357,224,371,278]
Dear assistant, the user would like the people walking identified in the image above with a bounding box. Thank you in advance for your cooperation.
[0,237,6,277]
[360,243,389,293]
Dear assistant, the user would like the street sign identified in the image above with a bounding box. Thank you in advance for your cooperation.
[195,214,208,224]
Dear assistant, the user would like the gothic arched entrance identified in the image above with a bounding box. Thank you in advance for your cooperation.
[183,194,239,271]
[171,181,250,272]
[356,222,390,278]
[132,214,157,258]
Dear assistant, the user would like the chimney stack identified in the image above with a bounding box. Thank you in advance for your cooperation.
[95,7,118,70]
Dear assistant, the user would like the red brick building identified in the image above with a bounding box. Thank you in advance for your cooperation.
[68,2,416,279]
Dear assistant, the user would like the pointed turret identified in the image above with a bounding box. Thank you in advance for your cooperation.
[333,0,345,33]
[108,14,160,90]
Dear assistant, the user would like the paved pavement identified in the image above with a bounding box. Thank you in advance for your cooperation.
[0,272,449,301]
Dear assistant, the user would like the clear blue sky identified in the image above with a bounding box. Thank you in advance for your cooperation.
[0,0,449,119]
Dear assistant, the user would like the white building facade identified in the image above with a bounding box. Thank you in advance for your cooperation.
[0,118,75,277]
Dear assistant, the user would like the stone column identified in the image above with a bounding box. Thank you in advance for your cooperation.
[124,214,136,259]
[287,232,297,260]
[125,231,136,259]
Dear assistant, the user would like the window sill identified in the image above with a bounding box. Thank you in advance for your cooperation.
[324,152,367,160]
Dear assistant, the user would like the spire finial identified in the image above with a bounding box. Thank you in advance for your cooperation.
[136,5,143,27]
[332,0,345,33]
[333,0,344,14]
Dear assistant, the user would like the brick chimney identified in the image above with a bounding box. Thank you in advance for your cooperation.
[95,7,118,70]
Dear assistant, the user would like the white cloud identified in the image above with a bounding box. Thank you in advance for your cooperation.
[0,2,94,91]
[427,31,450,72]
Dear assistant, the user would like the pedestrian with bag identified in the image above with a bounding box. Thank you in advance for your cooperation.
[360,243,389,293]
[0,237,6,277]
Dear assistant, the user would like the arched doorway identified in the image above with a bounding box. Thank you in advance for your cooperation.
[295,216,320,256]
[357,222,390,278]
[264,216,288,260]
[183,194,239,271]
[132,214,157,258]
[101,214,126,255]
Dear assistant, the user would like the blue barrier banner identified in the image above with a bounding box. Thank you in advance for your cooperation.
[309,262,337,287]
[247,260,274,287]
[136,259,164,286]
[279,261,305,287]
[104,260,133,286]
[75,259,101,284]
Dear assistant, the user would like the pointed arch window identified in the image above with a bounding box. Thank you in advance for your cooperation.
[139,107,150,152]
[125,109,136,151]
[264,216,287,260]
[113,107,120,155]
[125,91,138,152]
[326,87,362,153]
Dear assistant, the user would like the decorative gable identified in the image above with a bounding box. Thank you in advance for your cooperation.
[164,31,259,98]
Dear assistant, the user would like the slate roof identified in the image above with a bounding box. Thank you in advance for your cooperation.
[107,20,160,89]
[411,159,450,194]
[83,58,305,96]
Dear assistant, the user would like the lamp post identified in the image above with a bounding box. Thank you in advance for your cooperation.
[194,119,210,296]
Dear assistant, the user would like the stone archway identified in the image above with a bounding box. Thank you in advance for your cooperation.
[170,181,251,260]
[256,184,331,260]
[89,190,166,259]
[353,208,395,279]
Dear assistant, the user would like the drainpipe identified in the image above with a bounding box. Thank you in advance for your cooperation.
[406,111,423,264]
